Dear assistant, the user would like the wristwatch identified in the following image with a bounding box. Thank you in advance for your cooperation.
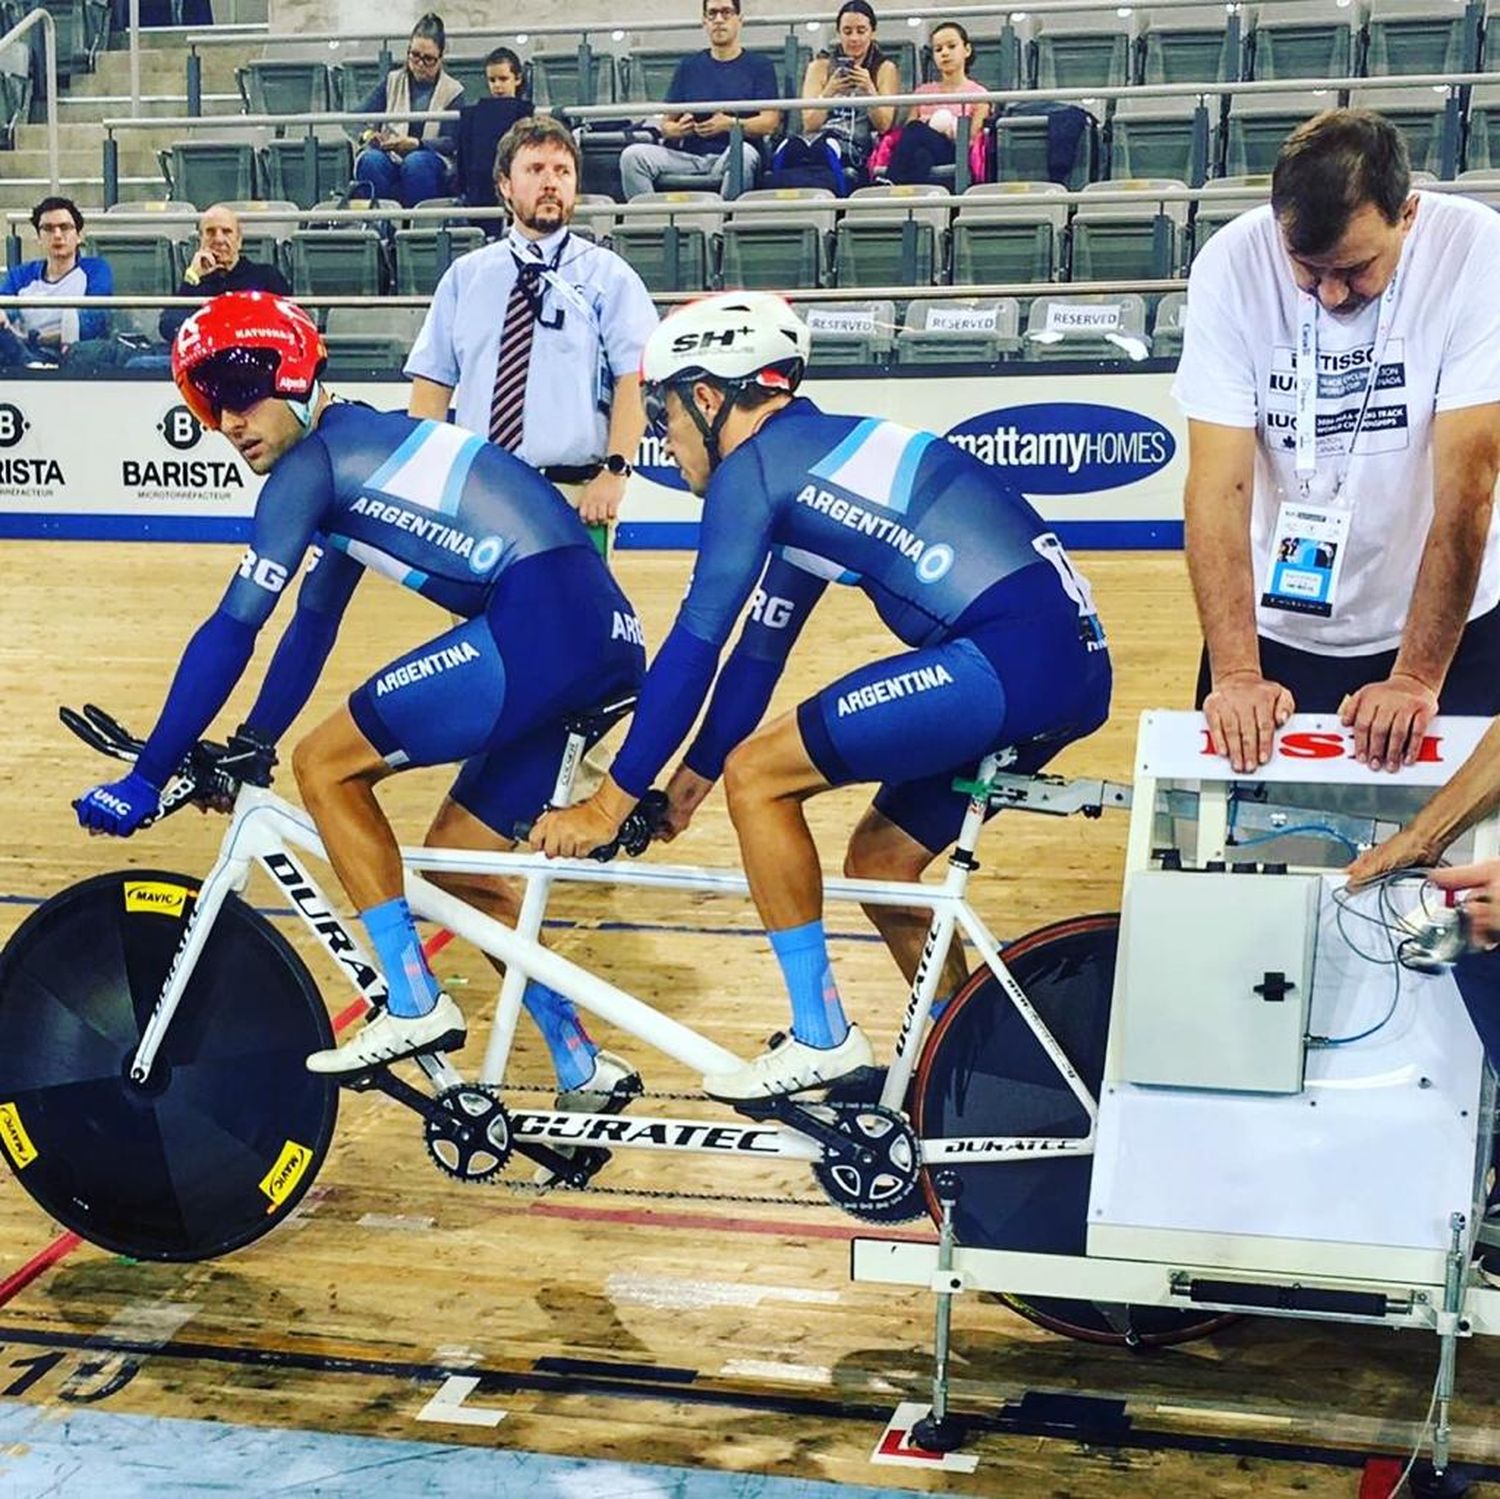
[603,453,633,477]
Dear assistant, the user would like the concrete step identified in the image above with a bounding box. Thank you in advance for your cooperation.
[56,93,245,122]
[0,177,162,212]
[91,44,256,92]
[15,121,184,151]
[5,146,163,176]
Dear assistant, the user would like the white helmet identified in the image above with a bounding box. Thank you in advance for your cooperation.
[641,293,809,468]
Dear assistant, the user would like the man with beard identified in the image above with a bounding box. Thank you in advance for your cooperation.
[1176,108,1500,774]
[405,116,657,559]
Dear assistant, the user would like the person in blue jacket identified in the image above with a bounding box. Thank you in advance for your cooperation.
[74,293,646,1101]
[0,198,113,365]
[533,292,1112,1100]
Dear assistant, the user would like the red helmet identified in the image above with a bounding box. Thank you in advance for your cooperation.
[172,291,327,431]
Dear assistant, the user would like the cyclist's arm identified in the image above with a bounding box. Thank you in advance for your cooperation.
[681,552,827,781]
[609,445,778,797]
[241,543,364,744]
[132,437,333,787]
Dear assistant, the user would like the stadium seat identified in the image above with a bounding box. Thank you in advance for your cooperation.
[895,296,1022,362]
[1151,289,1188,359]
[964,25,1023,89]
[289,227,388,297]
[1465,82,1500,171]
[161,138,264,206]
[831,184,946,287]
[950,180,1068,284]
[322,306,428,378]
[1455,166,1500,204]
[801,300,897,366]
[608,191,721,292]
[1224,90,1335,176]
[1365,0,1477,76]
[1025,8,1141,90]
[1141,2,1242,84]
[1245,0,1359,80]
[530,48,620,108]
[719,188,835,289]
[1348,83,1455,175]
[1188,173,1271,259]
[394,221,485,295]
[991,105,1100,189]
[1023,292,1151,360]
[260,133,355,211]
[238,54,332,117]
[1108,93,1214,182]
[333,51,389,112]
[83,228,183,296]
[1070,178,1189,279]
[0,31,33,150]
[572,192,618,242]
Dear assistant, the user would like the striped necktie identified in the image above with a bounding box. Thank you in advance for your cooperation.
[488,252,544,452]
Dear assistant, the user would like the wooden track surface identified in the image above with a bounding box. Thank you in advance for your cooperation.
[0,542,1496,1497]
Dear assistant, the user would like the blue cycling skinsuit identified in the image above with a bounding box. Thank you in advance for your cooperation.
[608,397,1112,851]
[128,403,645,830]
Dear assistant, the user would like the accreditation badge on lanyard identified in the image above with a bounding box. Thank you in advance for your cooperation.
[1260,271,1400,619]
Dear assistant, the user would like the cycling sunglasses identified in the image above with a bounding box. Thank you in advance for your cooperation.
[184,347,283,428]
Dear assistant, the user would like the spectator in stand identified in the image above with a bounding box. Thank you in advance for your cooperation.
[485,45,525,98]
[354,13,466,208]
[797,0,900,184]
[158,203,291,343]
[0,197,112,368]
[873,21,988,185]
[619,0,782,200]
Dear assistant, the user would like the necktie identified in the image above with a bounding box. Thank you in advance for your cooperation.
[488,255,544,451]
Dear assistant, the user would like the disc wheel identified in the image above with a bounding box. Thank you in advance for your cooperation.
[0,871,337,1261]
[425,1084,511,1183]
[913,913,1239,1348]
[810,1100,923,1223]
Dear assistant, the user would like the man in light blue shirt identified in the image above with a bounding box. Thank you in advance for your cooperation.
[407,116,658,557]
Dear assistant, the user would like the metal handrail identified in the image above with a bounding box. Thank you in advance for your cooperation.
[173,0,1345,49]
[1,6,58,191]
[0,277,1187,311]
[100,68,1493,136]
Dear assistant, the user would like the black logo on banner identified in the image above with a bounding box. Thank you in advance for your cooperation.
[158,405,203,451]
[0,403,28,448]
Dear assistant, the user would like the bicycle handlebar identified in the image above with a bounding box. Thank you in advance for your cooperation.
[61,704,276,829]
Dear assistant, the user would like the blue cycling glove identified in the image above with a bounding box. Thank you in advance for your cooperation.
[76,770,162,836]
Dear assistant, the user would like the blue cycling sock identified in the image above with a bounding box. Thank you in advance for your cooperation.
[770,920,849,1049]
[522,980,598,1090]
[360,897,440,1019]
[929,988,954,1023]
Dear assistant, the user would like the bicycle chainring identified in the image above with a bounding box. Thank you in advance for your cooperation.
[424,1084,512,1183]
[808,1100,924,1223]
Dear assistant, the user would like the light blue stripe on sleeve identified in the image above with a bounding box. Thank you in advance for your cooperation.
[439,432,486,517]
[888,430,935,516]
[808,418,879,483]
[364,422,434,493]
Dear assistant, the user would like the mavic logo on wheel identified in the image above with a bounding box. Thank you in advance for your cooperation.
[124,881,194,918]
[259,1139,313,1210]
[0,1103,37,1169]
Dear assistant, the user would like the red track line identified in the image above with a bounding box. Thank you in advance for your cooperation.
[523,1197,939,1244]
[0,1231,82,1310]
[331,927,455,1033]
[1359,1458,1407,1497]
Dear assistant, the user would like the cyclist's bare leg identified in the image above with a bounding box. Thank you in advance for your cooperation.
[421,796,621,1096]
[292,707,401,909]
[722,712,832,931]
[845,806,969,997]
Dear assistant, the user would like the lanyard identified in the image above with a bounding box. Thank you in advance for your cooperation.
[1293,266,1401,501]
[508,231,572,329]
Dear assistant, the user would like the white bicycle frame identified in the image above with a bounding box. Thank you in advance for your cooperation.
[127,750,1129,1171]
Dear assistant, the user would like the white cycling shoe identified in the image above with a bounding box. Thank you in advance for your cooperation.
[533,1048,643,1185]
[306,992,467,1075]
[703,1025,875,1101]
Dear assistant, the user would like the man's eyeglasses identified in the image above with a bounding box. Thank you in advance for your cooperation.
[407,48,441,64]
[703,6,737,19]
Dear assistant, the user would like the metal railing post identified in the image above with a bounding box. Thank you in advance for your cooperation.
[303,125,319,204]
[726,118,745,200]
[129,0,140,119]
[187,45,202,117]
[577,34,595,106]
[103,131,119,207]
[955,111,973,193]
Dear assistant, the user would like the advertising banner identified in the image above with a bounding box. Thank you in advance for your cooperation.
[0,367,1185,548]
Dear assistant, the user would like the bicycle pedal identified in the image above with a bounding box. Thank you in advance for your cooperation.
[415,1028,468,1059]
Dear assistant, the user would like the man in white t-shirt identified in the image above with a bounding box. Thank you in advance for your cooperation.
[1175,109,1500,773]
